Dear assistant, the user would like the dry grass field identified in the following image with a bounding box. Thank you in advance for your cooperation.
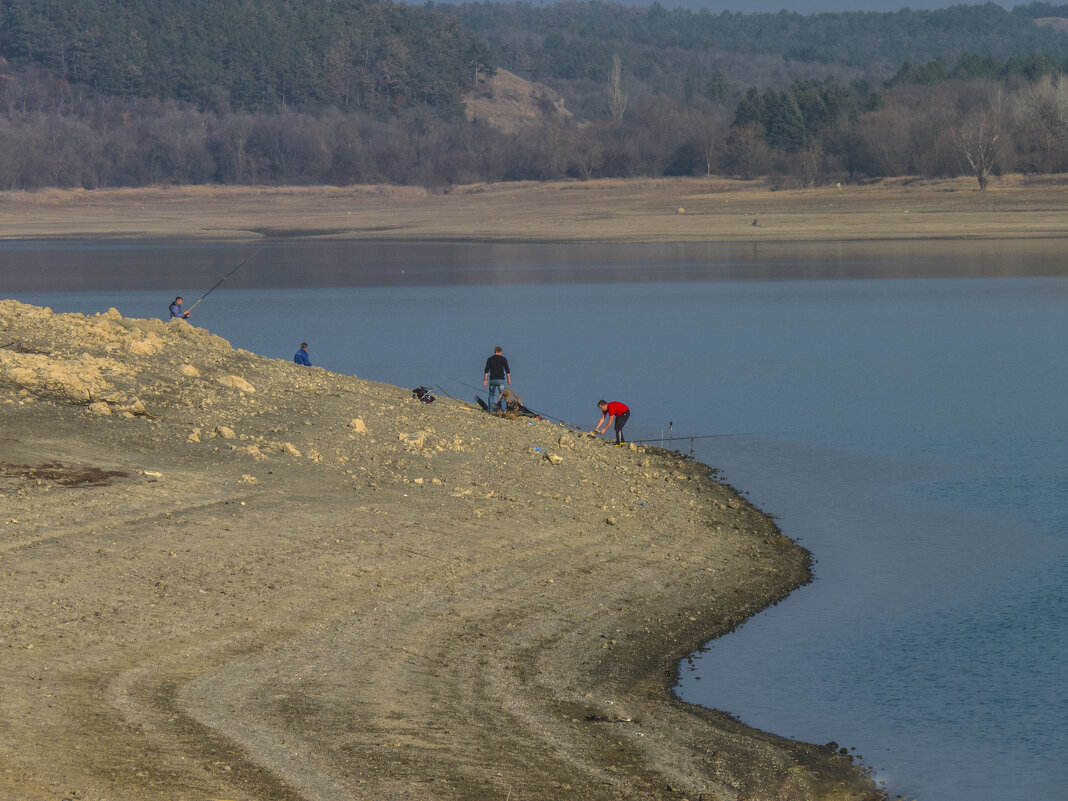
[2,174,1067,244]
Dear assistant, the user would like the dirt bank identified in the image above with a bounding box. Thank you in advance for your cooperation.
[2,174,1067,244]
[0,300,878,801]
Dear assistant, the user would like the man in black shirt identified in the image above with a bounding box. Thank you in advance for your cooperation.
[483,346,511,412]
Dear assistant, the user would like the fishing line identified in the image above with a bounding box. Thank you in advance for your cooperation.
[186,245,266,313]
[440,375,749,443]
[630,433,750,444]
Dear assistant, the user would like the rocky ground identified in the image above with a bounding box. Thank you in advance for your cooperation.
[1,299,878,801]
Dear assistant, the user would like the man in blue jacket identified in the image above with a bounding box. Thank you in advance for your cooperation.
[294,342,311,366]
[169,297,190,319]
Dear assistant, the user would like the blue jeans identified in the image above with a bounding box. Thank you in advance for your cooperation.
[487,379,507,411]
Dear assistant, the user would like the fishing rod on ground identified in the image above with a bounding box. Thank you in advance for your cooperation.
[630,432,751,444]
[516,404,585,431]
[185,245,266,314]
[630,428,751,457]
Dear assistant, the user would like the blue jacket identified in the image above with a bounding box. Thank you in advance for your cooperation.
[169,302,186,318]
[294,348,311,366]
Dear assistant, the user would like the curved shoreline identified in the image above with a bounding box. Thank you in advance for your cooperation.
[0,300,878,800]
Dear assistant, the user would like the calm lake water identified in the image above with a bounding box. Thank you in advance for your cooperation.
[4,238,1066,801]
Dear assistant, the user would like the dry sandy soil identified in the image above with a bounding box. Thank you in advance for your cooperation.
[2,174,1068,244]
[0,299,878,801]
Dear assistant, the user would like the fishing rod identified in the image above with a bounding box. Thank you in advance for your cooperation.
[449,376,745,441]
[630,432,750,444]
[186,245,266,314]
[450,376,585,429]
[519,404,584,430]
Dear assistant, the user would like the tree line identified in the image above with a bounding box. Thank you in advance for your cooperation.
[3,62,1065,191]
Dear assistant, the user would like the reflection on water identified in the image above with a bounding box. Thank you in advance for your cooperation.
[6,239,1068,801]
[2,237,1068,294]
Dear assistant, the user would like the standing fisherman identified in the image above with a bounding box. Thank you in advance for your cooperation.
[483,346,511,412]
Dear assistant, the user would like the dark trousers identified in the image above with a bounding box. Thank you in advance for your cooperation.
[614,410,630,443]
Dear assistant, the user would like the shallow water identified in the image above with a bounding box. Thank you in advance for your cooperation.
[5,238,1067,801]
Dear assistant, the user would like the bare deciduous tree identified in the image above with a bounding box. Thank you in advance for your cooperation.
[607,55,628,122]
[1011,75,1068,173]
[798,140,823,187]
[723,123,772,179]
[956,90,1005,190]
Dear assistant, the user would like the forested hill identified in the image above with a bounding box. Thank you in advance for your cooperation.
[4,0,1068,115]
[446,1,1068,84]
[2,0,1068,190]
[0,0,492,115]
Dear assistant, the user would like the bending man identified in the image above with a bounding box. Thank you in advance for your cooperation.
[595,399,630,444]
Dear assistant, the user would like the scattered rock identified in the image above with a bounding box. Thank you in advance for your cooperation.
[399,431,427,450]
[282,442,302,457]
[217,374,255,393]
[127,334,162,356]
[214,425,237,440]
[349,417,368,434]
[87,401,111,416]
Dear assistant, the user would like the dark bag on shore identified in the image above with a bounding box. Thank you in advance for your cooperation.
[412,386,436,404]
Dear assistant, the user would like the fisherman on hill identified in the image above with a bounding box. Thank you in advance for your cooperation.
[169,296,191,319]
[595,399,630,445]
[294,342,312,366]
[483,346,511,413]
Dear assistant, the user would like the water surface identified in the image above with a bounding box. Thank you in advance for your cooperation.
[5,238,1066,801]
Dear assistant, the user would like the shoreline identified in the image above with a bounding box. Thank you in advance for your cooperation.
[0,300,879,800]
[3,174,1068,246]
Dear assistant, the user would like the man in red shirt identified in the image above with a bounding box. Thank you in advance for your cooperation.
[595,400,630,444]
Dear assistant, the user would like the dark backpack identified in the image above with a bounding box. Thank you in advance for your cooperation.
[412,386,436,404]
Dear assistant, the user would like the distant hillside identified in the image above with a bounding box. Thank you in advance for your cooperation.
[3,0,1068,190]
[463,69,573,134]
[0,0,491,115]
[1035,15,1068,31]
[446,0,1068,93]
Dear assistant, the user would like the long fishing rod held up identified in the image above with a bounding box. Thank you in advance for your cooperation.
[186,246,266,313]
